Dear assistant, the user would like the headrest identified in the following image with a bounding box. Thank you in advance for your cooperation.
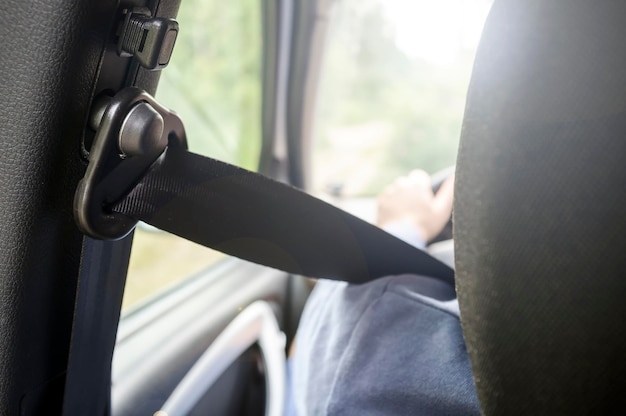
[455,2,626,414]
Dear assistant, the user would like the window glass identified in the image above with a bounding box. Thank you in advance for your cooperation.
[313,0,491,202]
[122,0,262,311]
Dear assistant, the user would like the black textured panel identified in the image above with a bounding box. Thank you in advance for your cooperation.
[0,0,115,413]
[455,2,626,415]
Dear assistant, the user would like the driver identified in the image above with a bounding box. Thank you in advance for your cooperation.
[287,171,480,415]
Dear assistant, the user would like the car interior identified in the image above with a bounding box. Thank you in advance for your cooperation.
[0,0,624,415]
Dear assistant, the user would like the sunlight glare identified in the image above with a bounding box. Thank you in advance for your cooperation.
[384,0,492,66]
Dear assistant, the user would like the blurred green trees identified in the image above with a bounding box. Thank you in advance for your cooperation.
[156,0,262,171]
[313,0,482,195]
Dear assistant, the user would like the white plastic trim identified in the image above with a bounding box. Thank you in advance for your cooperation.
[157,300,286,416]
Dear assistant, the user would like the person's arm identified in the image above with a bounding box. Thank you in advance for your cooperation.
[377,169,454,244]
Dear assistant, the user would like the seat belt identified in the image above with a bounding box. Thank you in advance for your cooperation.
[75,87,455,286]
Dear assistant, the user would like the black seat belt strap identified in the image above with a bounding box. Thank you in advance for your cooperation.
[114,146,454,284]
[75,87,454,286]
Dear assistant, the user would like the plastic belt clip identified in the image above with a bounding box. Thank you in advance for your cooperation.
[117,7,179,71]
[74,87,187,240]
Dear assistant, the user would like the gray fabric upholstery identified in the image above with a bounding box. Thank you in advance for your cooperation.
[455,1,626,414]
[292,276,478,415]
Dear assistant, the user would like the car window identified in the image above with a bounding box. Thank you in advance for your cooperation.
[122,0,262,311]
[312,0,492,216]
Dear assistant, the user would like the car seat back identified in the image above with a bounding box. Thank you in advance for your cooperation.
[455,1,626,414]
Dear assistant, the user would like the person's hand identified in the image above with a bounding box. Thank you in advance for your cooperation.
[376,170,454,242]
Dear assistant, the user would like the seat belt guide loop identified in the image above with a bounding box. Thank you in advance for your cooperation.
[74,87,187,240]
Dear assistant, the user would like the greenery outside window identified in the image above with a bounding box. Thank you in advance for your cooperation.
[313,0,492,199]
